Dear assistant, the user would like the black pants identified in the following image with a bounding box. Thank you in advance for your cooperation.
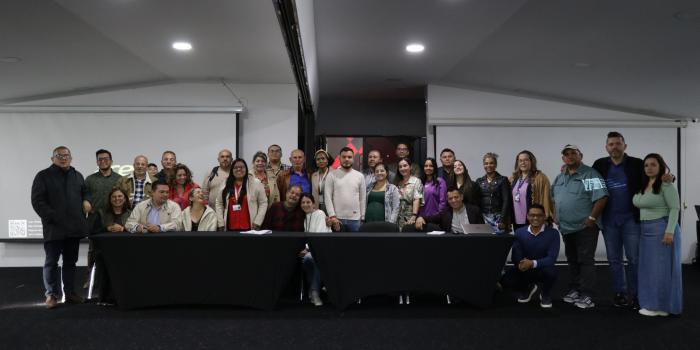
[501,266,557,295]
[562,226,599,296]
[43,238,81,297]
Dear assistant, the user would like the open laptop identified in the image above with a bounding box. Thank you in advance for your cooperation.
[460,223,495,234]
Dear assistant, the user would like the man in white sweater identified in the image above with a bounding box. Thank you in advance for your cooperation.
[325,147,366,232]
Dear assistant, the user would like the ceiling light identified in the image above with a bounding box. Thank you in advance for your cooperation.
[0,57,22,63]
[405,44,425,53]
[172,42,193,51]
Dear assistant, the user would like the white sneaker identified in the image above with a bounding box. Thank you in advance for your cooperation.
[639,308,660,316]
[310,290,323,307]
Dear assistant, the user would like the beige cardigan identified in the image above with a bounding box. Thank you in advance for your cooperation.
[215,176,268,229]
[181,206,218,232]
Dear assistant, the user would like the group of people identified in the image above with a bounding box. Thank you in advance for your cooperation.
[30,131,683,316]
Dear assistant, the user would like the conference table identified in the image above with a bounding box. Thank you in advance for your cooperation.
[91,231,306,310]
[92,231,513,311]
[307,232,514,311]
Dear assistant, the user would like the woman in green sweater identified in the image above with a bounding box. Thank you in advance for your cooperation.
[632,153,682,316]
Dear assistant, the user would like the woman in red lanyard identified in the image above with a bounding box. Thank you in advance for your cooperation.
[215,158,268,231]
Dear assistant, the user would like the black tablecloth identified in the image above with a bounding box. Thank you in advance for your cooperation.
[91,232,306,310]
[307,232,514,310]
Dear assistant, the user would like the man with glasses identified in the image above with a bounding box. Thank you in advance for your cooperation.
[387,142,422,178]
[31,146,92,309]
[84,149,123,287]
[501,204,560,308]
[266,144,290,176]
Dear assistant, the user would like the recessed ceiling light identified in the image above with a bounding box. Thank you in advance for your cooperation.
[0,56,22,63]
[406,43,425,53]
[172,42,193,51]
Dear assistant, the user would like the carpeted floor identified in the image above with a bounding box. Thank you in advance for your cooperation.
[0,265,698,350]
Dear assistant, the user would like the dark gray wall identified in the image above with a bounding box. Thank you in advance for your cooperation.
[316,97,426,136]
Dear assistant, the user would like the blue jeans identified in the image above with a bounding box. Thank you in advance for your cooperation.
[43,238,81,297]
[602,217,640,297]
[302,252,321,292]
[340,219,361,232]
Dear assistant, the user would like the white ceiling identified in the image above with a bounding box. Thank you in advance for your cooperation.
[0,0,294,104]
[3,0,700,120]
[314,0,700,119]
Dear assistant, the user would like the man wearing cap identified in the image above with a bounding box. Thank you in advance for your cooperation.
[552,144,608,309]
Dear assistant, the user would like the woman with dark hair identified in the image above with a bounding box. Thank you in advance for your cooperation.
[509,150,552,230]
[633,153,682,316]
[215,158,268,231]
[418,158,447,218]
[394,157,423,230]
[476,153,513,234]
[169,163,200,210]
[447,160,478,206]
[311,149,332,213]
[300,193,331,306]
[181,188,217,232]
[364,163,400,224]
[101,188,132,232]
[250,151,280,206]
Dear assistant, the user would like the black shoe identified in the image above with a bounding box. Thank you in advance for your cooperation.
[613,293,628,308]
[64,293,85,304]
[629,297,640,310]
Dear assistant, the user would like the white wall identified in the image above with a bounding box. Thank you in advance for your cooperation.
[428,84,697,263]
[1,82,298,267]
[681,123,700,263]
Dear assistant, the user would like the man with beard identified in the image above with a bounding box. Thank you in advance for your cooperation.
[325,147,366,232]
[202,149,233,206]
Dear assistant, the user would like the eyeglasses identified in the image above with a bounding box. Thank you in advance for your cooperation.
[233,166,246,170]
[269,149,282,153]
[97,157,111,162]
[54,153,71,160]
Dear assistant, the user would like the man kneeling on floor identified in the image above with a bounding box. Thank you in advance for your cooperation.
[501,204,560,308]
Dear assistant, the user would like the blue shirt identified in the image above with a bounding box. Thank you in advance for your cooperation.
[551,164,608,234]
[290,170,311,193]
[511,225,560,268]
[603,159,633,225]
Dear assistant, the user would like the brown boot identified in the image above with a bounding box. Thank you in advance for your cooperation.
[45,295,58,309]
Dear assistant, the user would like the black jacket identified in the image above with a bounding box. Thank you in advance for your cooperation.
[475,172,513,223]
[31,164,90,241]
[423,204,484,233]
[592,154,643,222]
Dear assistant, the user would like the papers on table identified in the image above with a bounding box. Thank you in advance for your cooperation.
[240,230,272,235]
[427,231,445,235]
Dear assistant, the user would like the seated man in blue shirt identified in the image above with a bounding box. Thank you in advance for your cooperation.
[501,204,560,308]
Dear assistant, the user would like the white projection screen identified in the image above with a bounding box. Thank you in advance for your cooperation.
[435,125,679,261]
[2,112,237,240]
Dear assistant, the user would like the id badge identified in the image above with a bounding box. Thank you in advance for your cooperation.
[232,204,242,211]
[514,192,520,202]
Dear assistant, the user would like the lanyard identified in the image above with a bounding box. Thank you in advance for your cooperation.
[318,169,329,194]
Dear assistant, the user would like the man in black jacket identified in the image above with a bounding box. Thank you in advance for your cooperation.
[413,188,484,233]
[31,146,92,309]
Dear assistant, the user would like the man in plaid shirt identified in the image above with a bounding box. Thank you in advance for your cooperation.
[262,185,304,231]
